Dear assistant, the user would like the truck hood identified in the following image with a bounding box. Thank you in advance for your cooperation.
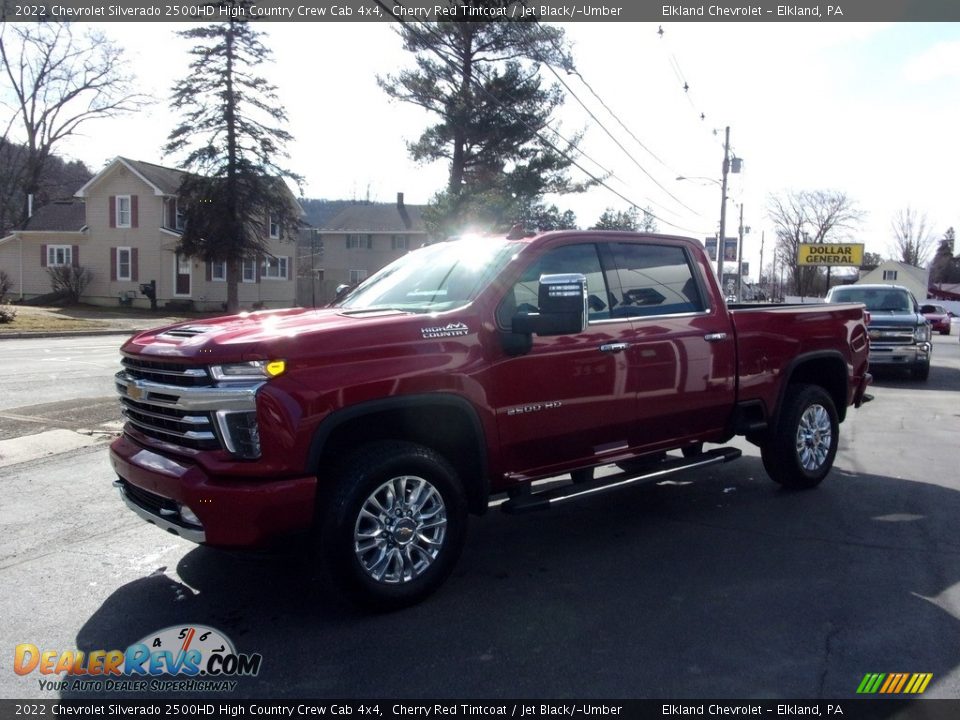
[866,312,925,327]
[121,307,437,362]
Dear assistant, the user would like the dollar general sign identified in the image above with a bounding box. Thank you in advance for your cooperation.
[798,243,864,266]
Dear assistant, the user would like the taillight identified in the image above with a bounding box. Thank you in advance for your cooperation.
[864,310,871,325]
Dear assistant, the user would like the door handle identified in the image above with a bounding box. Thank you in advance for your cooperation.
[704,333,728,343]
[599,343,629,353]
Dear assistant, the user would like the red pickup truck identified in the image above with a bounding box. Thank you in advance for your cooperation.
[111,231,871,608]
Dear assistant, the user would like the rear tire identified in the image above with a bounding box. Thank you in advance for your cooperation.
[760,384,839,490]
[320,441,467,610]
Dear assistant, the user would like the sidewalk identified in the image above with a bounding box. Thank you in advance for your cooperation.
[0,304,215,339]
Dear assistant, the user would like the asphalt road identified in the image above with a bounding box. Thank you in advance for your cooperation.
[0,336,125,442]
[1,334,959,701]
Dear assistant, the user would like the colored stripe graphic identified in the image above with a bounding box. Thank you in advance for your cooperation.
[857,673,932,694]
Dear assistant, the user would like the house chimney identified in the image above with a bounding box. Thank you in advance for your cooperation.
[27,193,34,219]
[397,192,411,230]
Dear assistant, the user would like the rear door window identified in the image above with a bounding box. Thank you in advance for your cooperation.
[605,243,705,318]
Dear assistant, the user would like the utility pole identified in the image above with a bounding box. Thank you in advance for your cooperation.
[717,125,731,282]
[736,203,744,300]
[758,231,765,299]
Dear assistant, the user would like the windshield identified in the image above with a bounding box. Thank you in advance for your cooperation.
[828,287,915,313]
[337,238,519,313]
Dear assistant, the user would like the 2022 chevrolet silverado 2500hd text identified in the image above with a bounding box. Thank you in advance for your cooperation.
[111,231,871,608]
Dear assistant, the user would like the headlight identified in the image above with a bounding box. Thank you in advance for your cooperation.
[214,410,261,459]
[209,360,286,381]
[914,325,931,342]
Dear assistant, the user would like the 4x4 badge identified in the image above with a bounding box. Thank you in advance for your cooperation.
[421,322,469,339]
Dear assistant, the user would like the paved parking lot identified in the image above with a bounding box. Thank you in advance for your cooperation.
[1,333,959,700]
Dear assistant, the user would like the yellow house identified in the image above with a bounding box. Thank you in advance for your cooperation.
[0,156,298,311]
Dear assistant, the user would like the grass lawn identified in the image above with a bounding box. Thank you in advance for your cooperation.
[0,306,109,333]
[0,303,211,334]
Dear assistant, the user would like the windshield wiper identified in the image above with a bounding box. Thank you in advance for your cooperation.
[339,307,412,315]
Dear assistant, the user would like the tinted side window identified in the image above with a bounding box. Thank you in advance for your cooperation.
[497,244,609,327]
[606,243,704,318]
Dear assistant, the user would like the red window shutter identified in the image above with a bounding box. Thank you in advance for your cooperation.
[41,244,48,267]
[131,195,139,228]
[110,248,117,281]
[131,248,139,281]
[109,196,116,228]
[72,245,80,267]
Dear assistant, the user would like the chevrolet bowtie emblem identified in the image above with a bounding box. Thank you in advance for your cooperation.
[127,382,143,401]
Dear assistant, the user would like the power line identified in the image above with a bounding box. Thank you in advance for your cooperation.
[538,59,702,218]
[373,2,709,234]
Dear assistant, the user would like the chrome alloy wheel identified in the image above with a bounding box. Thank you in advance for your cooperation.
[795,404,833,472]
[353,475,448,584]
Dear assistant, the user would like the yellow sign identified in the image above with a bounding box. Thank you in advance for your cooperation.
[798,243,864,266]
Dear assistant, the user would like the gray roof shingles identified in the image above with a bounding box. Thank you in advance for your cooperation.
[321,202,427,233]
[121,158,185,195]
[22,200,86,232]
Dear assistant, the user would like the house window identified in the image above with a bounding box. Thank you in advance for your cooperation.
[211,261,227,281]
[117,247,132,281]
[116,195,132,228]
[47,245,73,267]
[346,234,372,249]
[261,256,289,280]
[349,269,366,285]
[391,235,408,250]
[242,259,257,283]
[883,270,898,281]
[269,215,280,239]
[175,201,186,230]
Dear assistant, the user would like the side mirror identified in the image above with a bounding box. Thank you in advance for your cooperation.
[512,273,588,336]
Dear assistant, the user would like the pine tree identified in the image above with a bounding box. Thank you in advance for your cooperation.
[591,207,657,232]
[379,13,590,236]
[164,1,301,312]
[930,227,960,285]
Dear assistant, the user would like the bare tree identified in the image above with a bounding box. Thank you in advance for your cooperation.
[0,22,147,230]
[890,206,935,267]
[766,190,864,296]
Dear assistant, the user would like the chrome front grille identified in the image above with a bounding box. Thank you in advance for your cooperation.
[115,367,263,457]
[868,327,914,345]
[119,396,219,451]
[121,356,212,386]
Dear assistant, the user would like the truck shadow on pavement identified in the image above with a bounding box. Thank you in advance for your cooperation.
[868,365,960,391]
[66,457,960,700]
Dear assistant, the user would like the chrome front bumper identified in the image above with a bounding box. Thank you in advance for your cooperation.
[868,342,930,366]
[113,478,206,543]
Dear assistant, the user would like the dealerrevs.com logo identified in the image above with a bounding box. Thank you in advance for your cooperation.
[14,625,262,693]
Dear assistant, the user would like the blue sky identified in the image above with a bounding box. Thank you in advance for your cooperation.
[33,20,960,279]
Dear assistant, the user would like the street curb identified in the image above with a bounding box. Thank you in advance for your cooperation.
[0,329,143,340]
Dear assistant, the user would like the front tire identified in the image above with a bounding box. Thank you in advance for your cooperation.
[913,358,931,381]
[320,441,467,610]
[760,384,839,490]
